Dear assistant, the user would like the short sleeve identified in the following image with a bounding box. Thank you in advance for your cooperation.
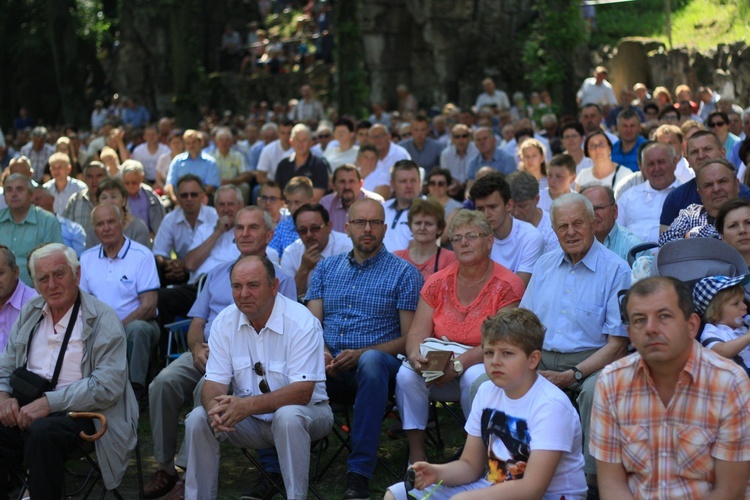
[395,264,423,312]
[205,311,234,385]
[588,371,622,463]
[136,250,161,294]
[305,258,328,302]
[205,162,221,187]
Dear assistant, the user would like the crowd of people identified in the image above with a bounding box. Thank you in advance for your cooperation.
[1,64,750,500]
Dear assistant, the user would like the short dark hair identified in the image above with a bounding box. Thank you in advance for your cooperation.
[658,105,679,120]
[707,110,730,126]
[230,255,276,286]
[332,164,361,182]
[177,173,205,191]
[390,159,420,181]
[644,102,659,115]
[716,198,750,235]
[426,168,452,186]
[581,103,602,115]
[617,108,640,124]
[548,153,577,176]
[358,144,378,156]
[292,203,330,225]
[469,172,511,204]
[560,121,585,137]
[355,120,372,132]
[621,276,694,324]
[334,118,355,132]
[583,131,613,157]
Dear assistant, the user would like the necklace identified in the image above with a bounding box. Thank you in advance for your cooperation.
[458,262,491,288]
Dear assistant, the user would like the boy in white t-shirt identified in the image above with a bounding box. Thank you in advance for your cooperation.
[385,308,587,500]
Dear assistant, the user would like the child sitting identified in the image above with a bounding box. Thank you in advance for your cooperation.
[694,274,750,375]
[384,308,587,500]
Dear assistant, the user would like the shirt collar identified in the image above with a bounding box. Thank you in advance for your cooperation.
[347,244,387,268]
[636,340,699,384]
[41,300,77,330]
[645,178,680,193]
[561,239,600,272]
[7,279,31,311]
[238,294,284,335]
[98,237,132,260]
[0,206,38,224]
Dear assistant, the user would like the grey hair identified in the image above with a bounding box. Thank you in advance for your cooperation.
[214,127,233,140]
[291,123,311,141]
[92,202,124,222]
[236,206,275,231]
[550,192,595,228]
[3,173,34,191]
[448,209,492,238]
[261,122,278,133]
[120,159,145,177]
[579,183,615,205]
[507,171,540,202]
[215,184,244,204]
[28,243,79,284]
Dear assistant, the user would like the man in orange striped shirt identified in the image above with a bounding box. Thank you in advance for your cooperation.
[590,276,750,499]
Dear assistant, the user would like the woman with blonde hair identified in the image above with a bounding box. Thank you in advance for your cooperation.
[518,138,548,190]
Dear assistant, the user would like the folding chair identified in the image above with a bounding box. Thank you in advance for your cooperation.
[163,319,191,366]
[425,400,466,452]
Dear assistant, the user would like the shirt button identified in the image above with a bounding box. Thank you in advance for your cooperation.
[661,452,667,457]
[562,310,566,314]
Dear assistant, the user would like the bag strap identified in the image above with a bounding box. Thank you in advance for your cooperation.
[433,246,442,273]
[25,295,81,390]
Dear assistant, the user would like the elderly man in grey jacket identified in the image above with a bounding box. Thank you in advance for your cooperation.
[0,243,138,498]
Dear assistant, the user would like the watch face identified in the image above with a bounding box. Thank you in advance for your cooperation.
[574,370,583,380]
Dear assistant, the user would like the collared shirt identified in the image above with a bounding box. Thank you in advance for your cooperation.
[57,214,86,257]
[27,301,84,390]
[0,206,63,285]
[20,143,56,183]
[0,279,37,350]
[79,237,160,321]
[674,157,695,184]
[439,143,479,183]
[520,241,630,353]
[189,259,297,341]
[205,294,328,422]
[475,90,510,111]
[131,142,171,181]
[63,189,95,235]
[466,148,517,179]
[323,145,359,171]
[281,230,353,280]
[375,143,411,175]
[576,77,618,107]
[245,139,266,171]
[398,138,445,173]
[306,245,423,357]
[590,342,750,499]
[256,140,293,180]
[289,98,325,123]
[210,149,247,180]
[659,203,718,246]
[602,223,643,262]
[166,151,220,188]
[127,188,150,230]
[153,205,219,260]
[490,217,545,274]
[382,199,414,252]
[43,177,87,215]
[537,210,560,254]
[275,153,330,192]
[618,179,681,242]
[187,226,239,283]
[660,180,750,226]
[611,135,647,172]
[319,189,384,233]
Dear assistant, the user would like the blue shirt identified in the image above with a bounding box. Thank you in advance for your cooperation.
[602,223,643,261]
[398,138,445,173]
[247,140,265,171]
[306,246,423,357]
[520,241,630,353]
[166,152,220,188]
[188,258,297,341]
[467,148,517,179]
[268,215,299,259]
[611,135,647,172]
[660,179,750,226]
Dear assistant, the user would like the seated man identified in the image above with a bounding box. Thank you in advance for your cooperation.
[31,186,87,257]
[306,198,423,499]
[280,203,352,298]
[591,277,750,498]
[0,246,37,350]
[580,185,643,261]
[519,192,630,487]
[165,129,220,203]
[383,160,422,252]
[147,206,297,499]
[268,177,314,261]
[320,164,384,233]
[659,158,740,245]
[470,172,544,287]
[274,124,330,202]
[507,171,559,254]
[63,161,107,239]
[183,256,332,499]
[80,204,160,398]
[121,159,166,236]
[0,243,138,498]
[42,152,86,215]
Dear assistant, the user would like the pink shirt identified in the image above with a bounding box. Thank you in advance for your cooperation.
[0,279,37,351]
[393,247,457,281]
[422,261,525,345]
[27,302,84,390]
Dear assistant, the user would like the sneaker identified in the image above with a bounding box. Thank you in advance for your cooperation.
[343,472,369,500]
[143,469,179,499]
[240,472,283,500]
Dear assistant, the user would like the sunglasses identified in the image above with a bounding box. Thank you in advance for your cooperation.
[179,192,201,199]
[296,224,324,235]
[428,180,447,187]
[317,134,331,139]
[708,121,726,128]
[452,134,469,139]
[254,362,270,394]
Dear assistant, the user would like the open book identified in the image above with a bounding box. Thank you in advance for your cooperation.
[417,350,453,382]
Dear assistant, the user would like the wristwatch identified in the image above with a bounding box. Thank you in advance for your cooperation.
[452,359,464,376]
[571,366,584,381]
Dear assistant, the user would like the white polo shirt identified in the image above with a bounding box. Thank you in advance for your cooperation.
[617,178,681,243]
[187,225,239,282]
[153,205,219,260]
[382,199,413,252]
[375,143,410,176]
[490,217,545,274]
[280,230,353,279]
[79,237,160,321]
[256,139,293,181]
[205,294,328,422]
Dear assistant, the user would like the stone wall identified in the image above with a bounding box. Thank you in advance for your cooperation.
[600,37,750,106]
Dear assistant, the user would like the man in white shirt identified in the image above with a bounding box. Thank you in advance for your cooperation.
[42,153,86,215]
[470,172,544,287]
[256,120,294,185]
[475,77,510,111]
[323,118,359,170]
[383,160,421,252]
[439,124,478,191]
[617,142,681,242]
[79,204,160,396]
[369,124,411,176]
[131,126,171,184]
[654,124,695,183]
[577,66,618,108]
[281,204,352,297]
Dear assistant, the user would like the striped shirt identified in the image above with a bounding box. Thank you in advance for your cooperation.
[658,203,718,246]
[590,341,750,499]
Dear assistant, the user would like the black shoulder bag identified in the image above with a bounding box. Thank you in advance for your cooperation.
[9,295,81,407]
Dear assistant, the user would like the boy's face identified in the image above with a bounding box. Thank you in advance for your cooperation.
[717,290,748,328]
[483,340,540,399]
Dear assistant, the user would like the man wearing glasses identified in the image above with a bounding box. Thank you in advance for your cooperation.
[439,124,478,193]
[182,255,331,500]
[306,198,423,499]
[280,203,352,297]
[707,110,741,160]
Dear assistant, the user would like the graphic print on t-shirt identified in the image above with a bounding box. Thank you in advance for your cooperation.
[481,408,530,483]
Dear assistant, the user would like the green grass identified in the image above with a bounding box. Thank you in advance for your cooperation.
[591,0,750,50]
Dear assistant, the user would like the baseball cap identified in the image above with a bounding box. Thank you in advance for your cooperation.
[693,274,750,316]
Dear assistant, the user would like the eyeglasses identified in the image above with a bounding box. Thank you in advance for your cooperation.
[562,134,581,140]
[254,362,270,394]
[258,195,281,203]
[296,224,324,235]
[317,134,331,139]
[708,121,726,128]
[592,203,614,212]
[349,219,384,229]
[448,232,486,243]
[429,180,447,187]
[179,192,201,199]
[588,142,609,150]
[452,134,470,139]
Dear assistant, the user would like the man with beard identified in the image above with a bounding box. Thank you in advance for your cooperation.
[320,164,384,233]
